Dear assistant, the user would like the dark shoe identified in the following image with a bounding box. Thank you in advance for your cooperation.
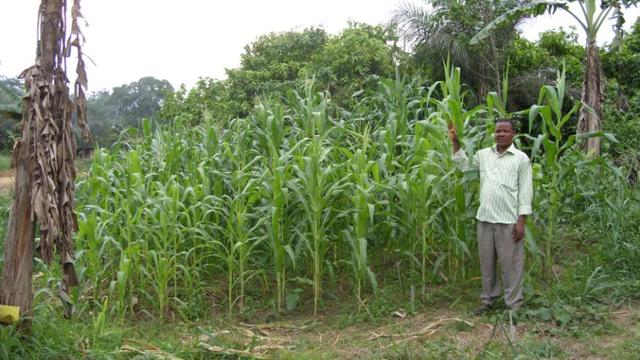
[472,303,493,316]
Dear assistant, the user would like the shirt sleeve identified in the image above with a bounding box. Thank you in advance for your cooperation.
[452,149,478,172]
[518,156,533,215]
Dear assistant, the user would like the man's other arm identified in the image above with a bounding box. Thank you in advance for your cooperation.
[513,157,533,241]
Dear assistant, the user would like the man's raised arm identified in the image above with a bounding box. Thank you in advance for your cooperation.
[449,126,477,171]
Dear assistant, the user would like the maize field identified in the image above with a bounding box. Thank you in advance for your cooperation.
[69,68,638,323]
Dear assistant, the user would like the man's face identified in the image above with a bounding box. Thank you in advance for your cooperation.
[495,122,515,148]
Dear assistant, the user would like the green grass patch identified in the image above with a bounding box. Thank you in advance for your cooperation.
[0,193,12,255]
[0,154,10,172]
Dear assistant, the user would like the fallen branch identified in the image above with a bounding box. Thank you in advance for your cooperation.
[369,317,473,341]
[368,331,391,340]
[332,333,341,346]
[253,344,295,352]
[120,344,183,360]
[232,326,292,343]
[381,334,421,350]
[408,317,473,337]
[198,342,267,359]
[239,320,319,331]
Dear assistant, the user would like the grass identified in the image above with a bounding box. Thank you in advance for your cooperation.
[0,154,10,172]
[0,199,635,359]
[0,194,11,243]
[1,278,638,359]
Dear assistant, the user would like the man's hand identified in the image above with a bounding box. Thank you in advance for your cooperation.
[448,123,460,153]
[512,216,526,241]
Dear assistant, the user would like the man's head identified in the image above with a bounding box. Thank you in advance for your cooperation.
[494,119,515,149]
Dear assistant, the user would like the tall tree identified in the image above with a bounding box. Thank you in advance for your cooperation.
[86,77,174,145]
[471,0,640,156]
[0,0,90,329]
[225,27,329,117]
[313,22,397,107]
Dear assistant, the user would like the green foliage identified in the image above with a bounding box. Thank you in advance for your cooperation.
[470,0,633,45]
[241,27,328,76]
[313,22,397,107]
[160,24,398,125]
[0,77,21,114]
[603,17,640,96]
[603,90,640,182]
[507,29,583,109]
[0,76,23,151]
[0,153,11,171]
[509,28,584,80]
[159,78,233,128]
[224,27,328,118]
[0,193,11,253]
[570,154,640,291]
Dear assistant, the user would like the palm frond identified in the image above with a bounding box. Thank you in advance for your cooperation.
[391,1,434,47]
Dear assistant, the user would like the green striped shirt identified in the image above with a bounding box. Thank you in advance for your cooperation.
[453,144,533,224]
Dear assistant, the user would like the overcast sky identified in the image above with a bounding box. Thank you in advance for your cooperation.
[1,0,638,92]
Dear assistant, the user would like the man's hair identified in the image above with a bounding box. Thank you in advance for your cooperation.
[496,118,516,132]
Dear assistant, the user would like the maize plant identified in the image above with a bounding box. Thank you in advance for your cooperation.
[528,65,581,276]
[341,125,378,305]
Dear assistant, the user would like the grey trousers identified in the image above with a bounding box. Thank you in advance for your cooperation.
[477,221,524,310]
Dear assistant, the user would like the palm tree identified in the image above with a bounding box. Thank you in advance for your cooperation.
[0,0,90,329]
[471,0,639,156]
[393,0,527,99]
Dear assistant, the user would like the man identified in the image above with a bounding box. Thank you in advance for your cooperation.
[449,119,533,316]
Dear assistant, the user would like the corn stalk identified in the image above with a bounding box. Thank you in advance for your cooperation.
[528,65,581,276]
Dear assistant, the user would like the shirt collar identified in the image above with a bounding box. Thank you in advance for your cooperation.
[492,143,516,156]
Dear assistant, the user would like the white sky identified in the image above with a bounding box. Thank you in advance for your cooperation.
[1,0,638,92]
